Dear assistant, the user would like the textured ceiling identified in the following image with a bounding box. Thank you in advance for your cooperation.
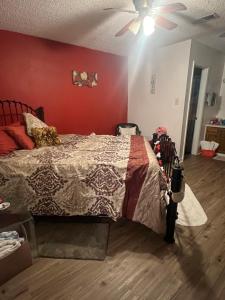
[0,0,225,55]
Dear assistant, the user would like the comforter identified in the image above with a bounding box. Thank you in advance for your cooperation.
[0,134,167,234]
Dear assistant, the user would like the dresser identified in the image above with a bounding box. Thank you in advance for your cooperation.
[205,125,225,154]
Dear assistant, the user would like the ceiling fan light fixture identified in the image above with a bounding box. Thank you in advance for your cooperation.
[143,15,155,36]
[129,20,141,35]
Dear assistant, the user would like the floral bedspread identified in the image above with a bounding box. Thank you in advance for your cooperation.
[0,134,167,233]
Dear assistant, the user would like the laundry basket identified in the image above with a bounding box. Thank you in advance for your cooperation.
[200,149,216,157]
[200,141,219,158]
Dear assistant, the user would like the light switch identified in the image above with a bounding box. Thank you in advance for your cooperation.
[175,98,179,106]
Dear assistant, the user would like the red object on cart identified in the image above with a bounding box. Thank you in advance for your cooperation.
[200,150,216,158]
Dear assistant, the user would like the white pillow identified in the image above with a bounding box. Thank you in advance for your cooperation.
[119,127,136,136]
[23,112,48,136]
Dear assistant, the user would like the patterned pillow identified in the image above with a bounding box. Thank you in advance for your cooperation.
[31,127,61,148]
[23,113,48,136]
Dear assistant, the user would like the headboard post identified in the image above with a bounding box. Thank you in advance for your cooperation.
[0,100,45,125]
[35,107,45,122]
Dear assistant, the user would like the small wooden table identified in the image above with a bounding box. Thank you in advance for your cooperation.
[0,207,37,257]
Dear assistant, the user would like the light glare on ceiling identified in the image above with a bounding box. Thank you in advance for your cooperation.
[143,16,155,36]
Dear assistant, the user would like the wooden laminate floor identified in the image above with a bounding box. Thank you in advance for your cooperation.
[1,156,225,300]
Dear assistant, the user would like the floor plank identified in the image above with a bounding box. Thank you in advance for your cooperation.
[1,156,225,300]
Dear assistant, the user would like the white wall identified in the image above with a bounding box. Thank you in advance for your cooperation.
[218,64,225,118]
[128,40,192,156]
[180,40,225,157]
[190,40,225,139]
[128,39,225,158]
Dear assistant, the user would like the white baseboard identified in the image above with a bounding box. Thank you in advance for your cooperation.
[216,153,225,157]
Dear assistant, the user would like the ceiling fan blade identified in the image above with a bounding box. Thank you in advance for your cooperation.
[155,3,187,14]
[192,13,220,24]
[104,8,137,14]
[219,32,225,38]
[155,15,178,30]
[115,18,138,37]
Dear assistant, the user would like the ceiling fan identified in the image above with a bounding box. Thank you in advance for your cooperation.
[104,0,187,37]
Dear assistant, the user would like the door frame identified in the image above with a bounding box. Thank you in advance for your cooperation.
[181,61,209,158]
[191,67,209,155]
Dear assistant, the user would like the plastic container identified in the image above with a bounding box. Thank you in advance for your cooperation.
[200,150,216,158]
[0,241,32,285]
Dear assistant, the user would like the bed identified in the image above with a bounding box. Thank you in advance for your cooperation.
[0,100,181,243]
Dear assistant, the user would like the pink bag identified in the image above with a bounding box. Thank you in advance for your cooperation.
[156,127,167,137]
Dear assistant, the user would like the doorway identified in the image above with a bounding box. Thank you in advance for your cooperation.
[184,67,202,156]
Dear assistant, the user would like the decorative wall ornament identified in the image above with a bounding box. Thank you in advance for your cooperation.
[150,73,156,94]
[72,70,98,87]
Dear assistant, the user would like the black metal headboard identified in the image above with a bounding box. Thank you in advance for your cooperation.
[0,100,44,125]
[159,135,178,179]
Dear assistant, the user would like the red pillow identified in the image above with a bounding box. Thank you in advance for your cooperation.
[5,125,34,150]
[0,129,19,155]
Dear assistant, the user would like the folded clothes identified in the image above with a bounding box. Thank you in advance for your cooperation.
[0,240,22,260]
[0,231,25,260]
[0,231,19,241]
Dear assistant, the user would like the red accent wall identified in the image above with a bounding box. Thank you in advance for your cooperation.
[0,30,128,135]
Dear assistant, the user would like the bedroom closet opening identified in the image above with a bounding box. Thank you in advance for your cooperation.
[184,65,209,158]
[185,67,202,156]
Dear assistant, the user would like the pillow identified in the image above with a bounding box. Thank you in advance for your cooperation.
[23,113,48,136]
[119,127,136,136]
[0,129,19,155]
[5,125,35,150]
[31,127,61,148]
[0,121,21,130]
